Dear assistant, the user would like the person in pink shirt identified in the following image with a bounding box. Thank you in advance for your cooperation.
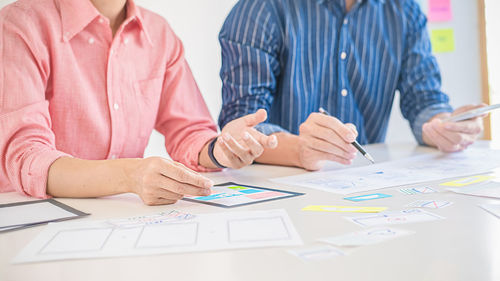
[0,0,278,205]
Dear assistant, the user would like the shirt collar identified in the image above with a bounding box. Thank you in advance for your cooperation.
[57,0,152,45]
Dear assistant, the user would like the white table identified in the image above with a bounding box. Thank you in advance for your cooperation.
[1,142,499,281]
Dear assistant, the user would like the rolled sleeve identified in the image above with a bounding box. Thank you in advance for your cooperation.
[411,103,453,145]
[254,123,289,136]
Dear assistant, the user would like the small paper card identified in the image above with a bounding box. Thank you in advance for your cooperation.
[302,205,387,213]
[406,200,453,209]
[319,227,415,246]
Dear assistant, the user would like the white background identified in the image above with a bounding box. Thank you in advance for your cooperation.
[0,0,492,159]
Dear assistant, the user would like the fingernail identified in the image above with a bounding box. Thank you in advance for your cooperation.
[269,138,278,147]
[203,189,211,195]
[243,132,250,140]
[223,134,231,141]
[204,180,214,188]
[346,134,355,141]
[445,124,452,130]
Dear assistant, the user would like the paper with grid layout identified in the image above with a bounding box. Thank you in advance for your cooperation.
[13,209,301,263]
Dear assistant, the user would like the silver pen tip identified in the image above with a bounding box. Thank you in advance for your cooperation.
[365,154,375,164]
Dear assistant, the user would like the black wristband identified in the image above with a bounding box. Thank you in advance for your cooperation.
[208,137,227,169]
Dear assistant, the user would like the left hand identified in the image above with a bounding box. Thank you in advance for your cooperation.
[213,109,278,169]
[422,104,486,152]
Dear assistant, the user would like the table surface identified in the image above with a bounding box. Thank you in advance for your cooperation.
[1,142,500,281]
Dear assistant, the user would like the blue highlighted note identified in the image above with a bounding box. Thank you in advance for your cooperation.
[344,193,392,202]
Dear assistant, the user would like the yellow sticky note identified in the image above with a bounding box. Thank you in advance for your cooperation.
[302,205,387,213]
[431,29,455,53]
[440,175,494,187]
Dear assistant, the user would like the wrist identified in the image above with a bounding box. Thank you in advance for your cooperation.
[208,137,227,168]
[119,158,142,194]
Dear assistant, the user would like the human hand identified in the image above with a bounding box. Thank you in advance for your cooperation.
[213,109,278,169]
[128,157,213,205]
[297,113,358,170]
[422,104,485,152]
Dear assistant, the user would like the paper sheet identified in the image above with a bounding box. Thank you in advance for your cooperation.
[13,209,302,263]
[288,245,345,261]
[478,204,500,218]
[319,227,414,246]
[406,200,453,209]
[302,205,387,213]
[446,181,500,199]
[347,209,444,227]
[0,199,88,232]
[272,148,500,195]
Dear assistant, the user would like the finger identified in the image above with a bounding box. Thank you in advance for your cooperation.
[158,175,212,196]
[247,130,278,149]
[217,137,245,168]
[301,122,357,154]
[345,123,358,136]
[242,132,265,158]
[304,135,356,161]
[309,113,357,143]
[242,109,268,127]
[222,133,253,164]
[425,121,460,152]
[307,149,354,166]
[433,120,475,147]
[452,104,486,115]
[443,120,483,135]
[159,161,213,189]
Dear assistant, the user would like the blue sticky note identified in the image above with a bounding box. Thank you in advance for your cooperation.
[344,193,392,202]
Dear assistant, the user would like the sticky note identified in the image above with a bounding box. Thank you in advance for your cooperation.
[399,187,437,195]
[431,29,455,53]
[428,0,452,22]
[302,205,387,213]
[344,193,392,202]
[439,175,494,187]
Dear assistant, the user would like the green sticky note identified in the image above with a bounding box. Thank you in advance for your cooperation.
[227,185,248,190]
[431,29,455,53]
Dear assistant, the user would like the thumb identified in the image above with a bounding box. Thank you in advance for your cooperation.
[243,109,268,127]
[452,104,486,115]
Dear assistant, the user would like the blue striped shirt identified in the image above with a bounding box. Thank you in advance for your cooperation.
[218,0,452,144]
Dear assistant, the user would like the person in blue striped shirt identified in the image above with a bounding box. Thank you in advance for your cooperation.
[217,0,485,170]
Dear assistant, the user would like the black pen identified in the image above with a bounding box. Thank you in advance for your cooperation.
[318,107,375,164]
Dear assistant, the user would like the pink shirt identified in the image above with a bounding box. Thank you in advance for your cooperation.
[0,0,219,198]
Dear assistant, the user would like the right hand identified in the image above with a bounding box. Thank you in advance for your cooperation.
[297,113,358,170]
[128,157,213,206]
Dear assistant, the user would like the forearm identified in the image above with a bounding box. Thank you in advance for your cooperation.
[255,132,301,167]
[47,157,139,198]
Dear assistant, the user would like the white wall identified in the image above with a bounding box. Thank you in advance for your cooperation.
[0,0,486,158]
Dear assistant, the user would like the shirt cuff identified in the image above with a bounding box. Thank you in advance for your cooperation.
[412,103,453,145]
[182,130,222,173]
[254,123,289,136]
[21,149,72,199]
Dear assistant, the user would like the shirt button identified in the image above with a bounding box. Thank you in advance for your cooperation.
[110,49,114,55]
[110,155,117,159]
[113,103,119,110]
[88,37,95,44]
[343,19,348,25]
[341,89,348,97]
[123,38,129,45]
[340,52,347,60]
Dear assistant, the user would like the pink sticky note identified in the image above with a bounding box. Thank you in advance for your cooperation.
[428,0,452,22]
[246,191,286,200]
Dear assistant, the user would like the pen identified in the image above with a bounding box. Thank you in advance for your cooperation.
[318,107,375,164]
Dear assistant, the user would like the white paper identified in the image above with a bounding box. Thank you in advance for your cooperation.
[478,204,500,218]
[272,148,500,195]
[13,209,302,263]
[288,245,345,261]
[319,227,415,247]
[405,200,453,209]
[347,209,444,227]
[0,202,79,229]
[447,181,500,199]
